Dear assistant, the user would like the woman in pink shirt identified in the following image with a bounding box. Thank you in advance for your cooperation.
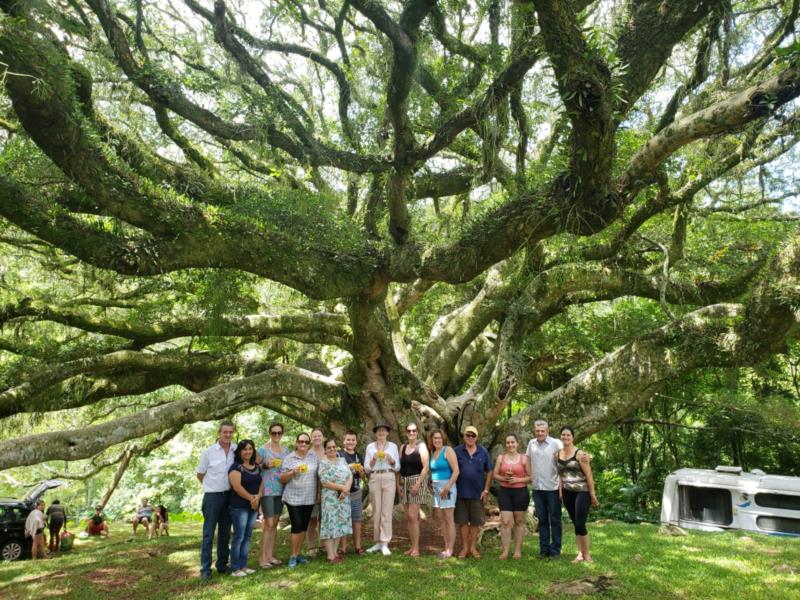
[493,433,531,559]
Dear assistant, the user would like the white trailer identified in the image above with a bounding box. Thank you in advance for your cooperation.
[660,466,800,536]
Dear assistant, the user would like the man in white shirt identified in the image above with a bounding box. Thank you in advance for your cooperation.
[197,420,236,580]
[526,420,563,558]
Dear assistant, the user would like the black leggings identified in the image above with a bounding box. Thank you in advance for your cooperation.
[286,504,314,534]
[562,489,590,536]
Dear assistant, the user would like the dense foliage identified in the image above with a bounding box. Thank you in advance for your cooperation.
[0,0,799,511]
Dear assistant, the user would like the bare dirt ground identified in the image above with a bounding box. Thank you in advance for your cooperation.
[357,504,504,555]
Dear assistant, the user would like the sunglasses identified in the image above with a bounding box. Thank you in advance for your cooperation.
[297,440,310,445]
[406,429,417,433]
[465,433,477,438]
[270,430,283,435]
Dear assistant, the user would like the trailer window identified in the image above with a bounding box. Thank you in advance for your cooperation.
[756,516,800,534]
[678,485,732,525]
[754,493,800,511]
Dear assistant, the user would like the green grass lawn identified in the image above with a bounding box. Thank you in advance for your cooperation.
[1,520,798,599]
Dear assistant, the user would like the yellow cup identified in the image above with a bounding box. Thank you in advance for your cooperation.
[298,463,308,473]
[353,463,362,472]
[377,451,385,459]
[271,458,282,468]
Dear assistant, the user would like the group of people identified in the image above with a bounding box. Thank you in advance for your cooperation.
[195,418,598,580]
[24,499,69,559]
[130,498,169,540]
[24,497,166,560]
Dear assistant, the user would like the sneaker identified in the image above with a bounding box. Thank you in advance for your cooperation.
[288,556,298,569]
[380,545,392,556]
[366,543,383,554]
[243,568,256,574]
[232,570,247,577]
[200,572,212,582]
[296,555,309,565]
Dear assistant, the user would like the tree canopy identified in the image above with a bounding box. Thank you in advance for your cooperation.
[1,0,800,474]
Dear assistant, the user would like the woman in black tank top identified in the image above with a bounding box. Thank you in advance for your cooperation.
[400,444,423,476]
[398,423,430,557]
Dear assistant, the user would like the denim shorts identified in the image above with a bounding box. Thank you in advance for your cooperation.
[260,495,283,518]
[431,480,457,509]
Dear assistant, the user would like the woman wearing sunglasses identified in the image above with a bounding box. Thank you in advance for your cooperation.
[258,421,289,568]
[397,422,430,557]
[280,433,319,568]
[428,429,459,559]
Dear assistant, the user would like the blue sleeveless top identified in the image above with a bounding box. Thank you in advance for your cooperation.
[430,446,453,481]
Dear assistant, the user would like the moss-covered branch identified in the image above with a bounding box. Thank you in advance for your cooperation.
[0,301,352,349]
[497,229,800,443]
[622,65,800,194]
[0,365,345,469]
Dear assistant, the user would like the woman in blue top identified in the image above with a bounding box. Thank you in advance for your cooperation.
[228,439,263,577]
[257,421,289,568]
[427,429,459,559]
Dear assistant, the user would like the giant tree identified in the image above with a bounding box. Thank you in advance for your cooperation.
[1,0,800,470]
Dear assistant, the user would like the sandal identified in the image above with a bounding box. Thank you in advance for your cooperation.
[326,556,343,564]
[408,550,419,557]
[269,558,282,566]
[259,563,273,569]
[337,548,346,556]
[354,548,366,556]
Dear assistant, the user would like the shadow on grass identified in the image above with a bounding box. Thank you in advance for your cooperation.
[1,521,798,600]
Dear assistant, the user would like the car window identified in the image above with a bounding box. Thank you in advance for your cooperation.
[1,507,26,523]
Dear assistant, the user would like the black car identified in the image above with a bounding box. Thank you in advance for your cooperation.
[0,479,63,561]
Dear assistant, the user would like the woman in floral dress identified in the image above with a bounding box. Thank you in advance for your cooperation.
[318,438,353,563]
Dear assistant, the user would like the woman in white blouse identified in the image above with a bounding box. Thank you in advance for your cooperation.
[364,422,400,555]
